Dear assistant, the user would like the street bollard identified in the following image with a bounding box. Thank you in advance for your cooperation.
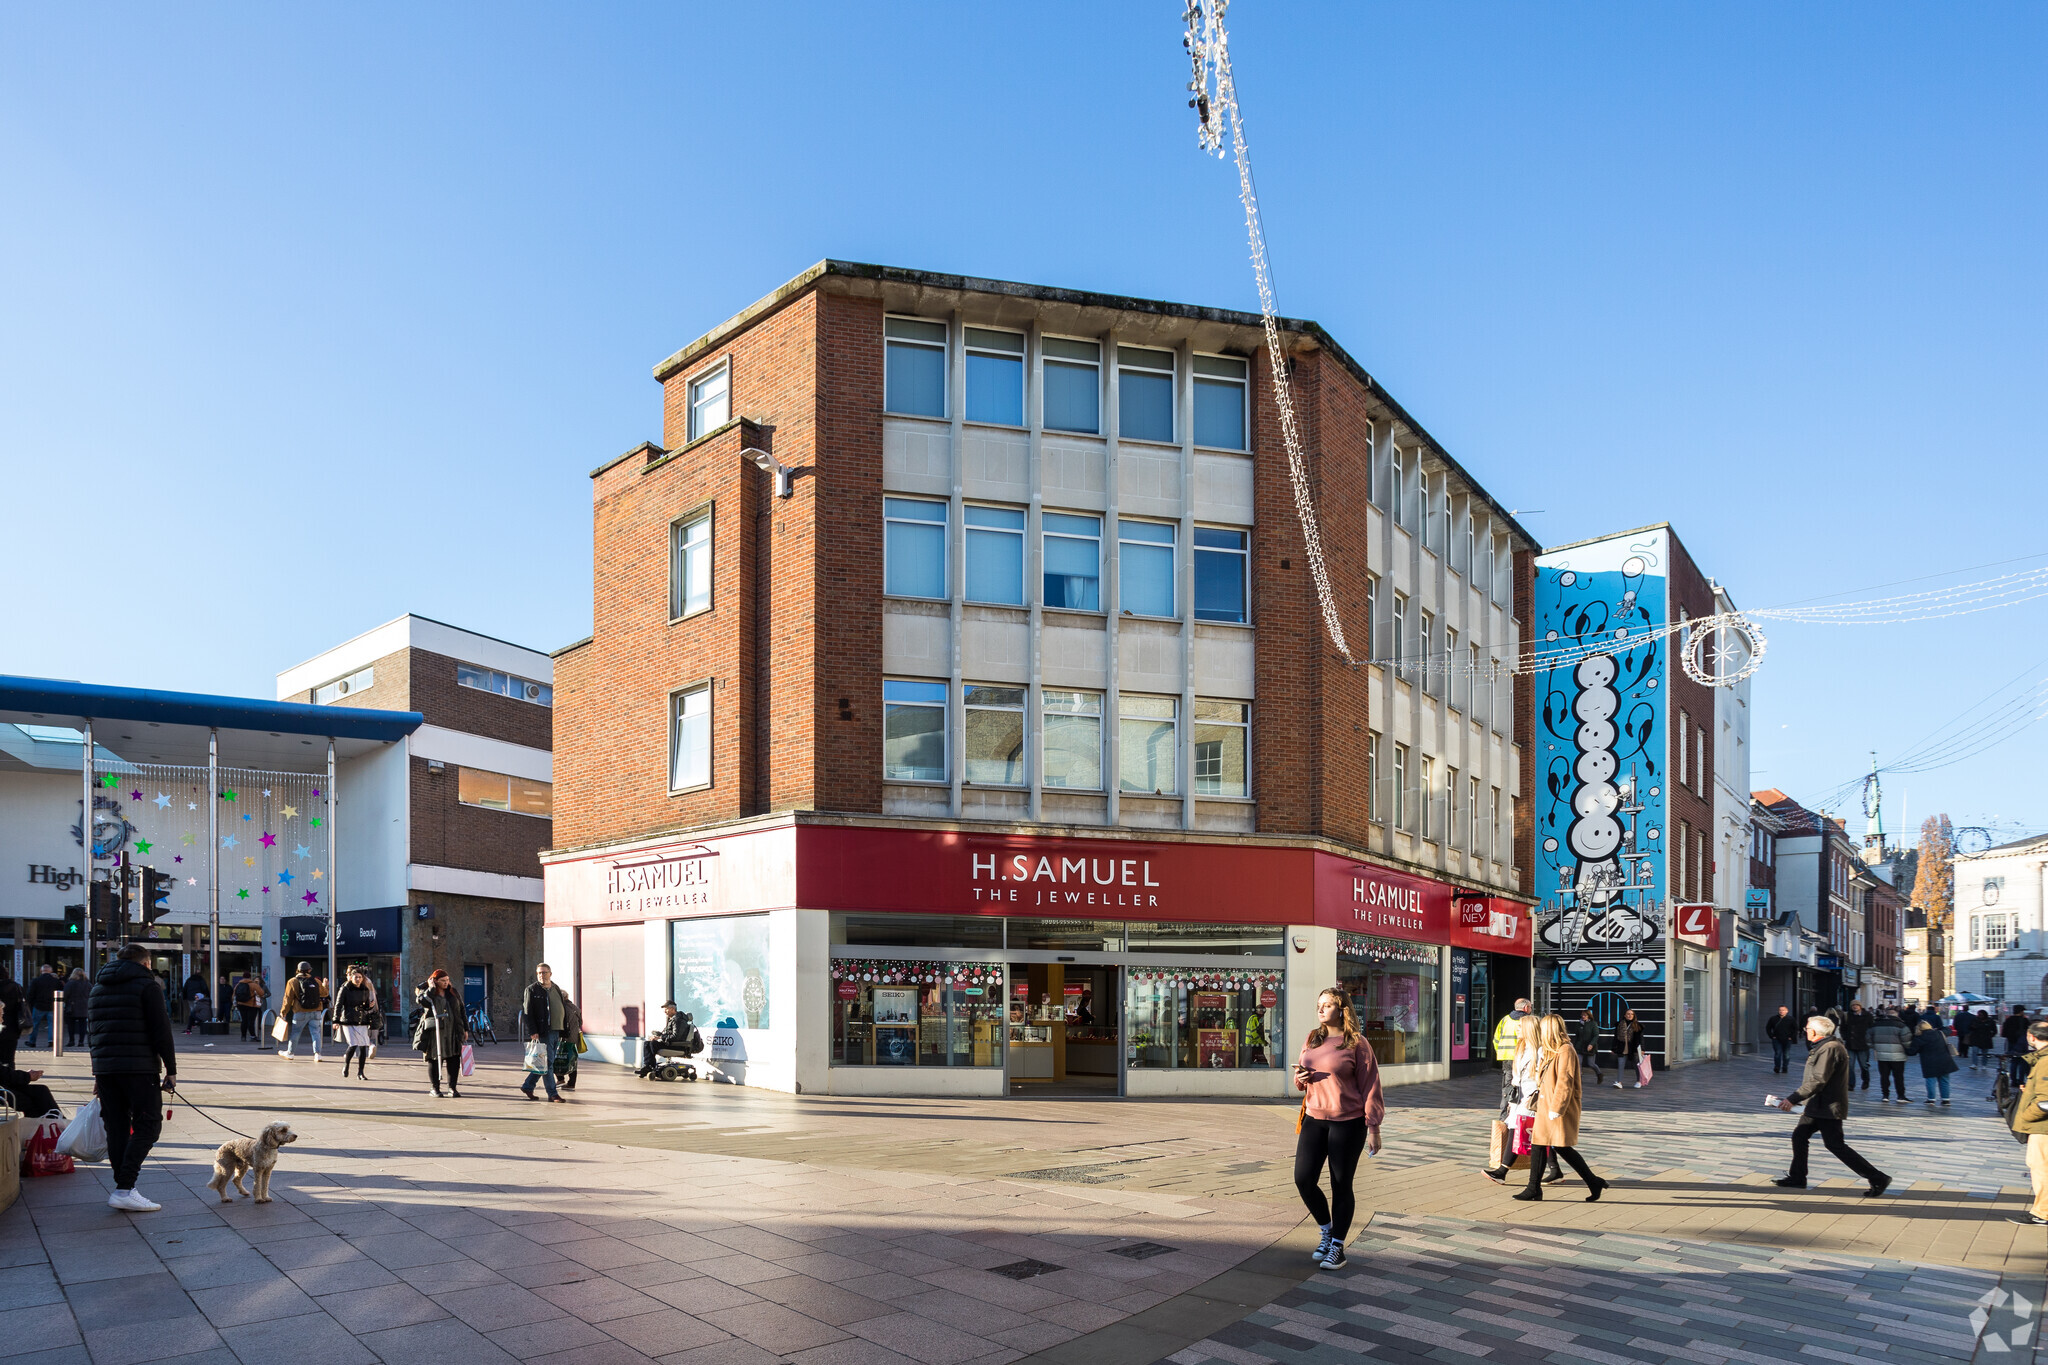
[259,1007,277,1052]
[52,998,63,1057]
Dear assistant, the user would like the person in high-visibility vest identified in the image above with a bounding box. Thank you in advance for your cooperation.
[1493,998,1534,1069]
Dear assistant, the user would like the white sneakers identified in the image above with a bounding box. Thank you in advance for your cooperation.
[108,1188,160,1212]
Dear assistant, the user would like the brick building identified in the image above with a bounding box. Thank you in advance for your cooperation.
[276,614,552,1027]
[545,260,1538,1096]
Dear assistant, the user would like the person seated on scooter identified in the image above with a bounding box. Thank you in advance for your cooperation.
[637,1001,703,1077]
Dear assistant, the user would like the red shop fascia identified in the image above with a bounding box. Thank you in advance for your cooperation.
[544,819,1532,957]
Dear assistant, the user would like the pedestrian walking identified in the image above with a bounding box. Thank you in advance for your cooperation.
[2006,1020,2048,1225]
[332,965,381,1080]
[411,969,466,1097]
[1910,1016,1957,1105]
[1968,1009,1997,1070]
[1842,1001,1873,1090]
[521,964,569,1103]
[1292,986,1384,1270]
[1491,997,1533,1076]
[233,974,265,1042]
[1765,1005,1796,1073]
[1772,1015,1889,1197]
[0,967,23,1070]
[179,968,207,1028]
[1514,1014,1610,1203]
[1612,1008,1645,1089]
[87,943,179,1212]
[552,990,584,1093]
[25,965,60,1050]
[1574,1008,1605,1085]
[1869,1006,1911,1103]
[62,968,90,1048]
[278,962,327,1060]
[2004,1007,2032,1084]
[1485,1015,1562,1184]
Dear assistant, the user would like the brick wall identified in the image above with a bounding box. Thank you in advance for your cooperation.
[281,647,411,713]
[404,892,543,1031]
[1512,548,1537,888]
[279,645,551,752]
[409,757,552,879]
[1665,531,1717,906]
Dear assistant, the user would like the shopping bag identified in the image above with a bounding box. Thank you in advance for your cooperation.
[1510,1114,1535,1156]
[271,1014,290,1042]
[27,1116,75,1176]
[55,1097,107,1163]
[523,1039,548,1073]
[1637,1054,1654,1086]
[1487,1119,1531,1171]
[460,1043,476,1078]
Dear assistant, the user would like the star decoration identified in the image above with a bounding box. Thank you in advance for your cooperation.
[187,802,197,811]
[281,805,298,819]
[222,789,237,802]
[294,844,311,860]
[187,877,197,886]
[220,835,238,849]
[309,817,322,828]
[153,793,170,809]
[129,789,142,801]
[181,833,196,846]
[278,869,294,886]
[311,868,324,879]
[302,890,320,906]
[262,789,271,797]
[173,855,182,863]
[261,886,271,894]
[134,839,152,854]
[244,856,255,867]
[237,888,250,900]
[311,788,322,798]
[100,774,116,788]
[259,832,277,848]
[243,813,252,821]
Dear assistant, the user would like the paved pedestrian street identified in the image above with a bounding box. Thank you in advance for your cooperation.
[4,1045,2045,1365]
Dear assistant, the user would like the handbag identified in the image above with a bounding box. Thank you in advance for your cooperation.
[56,1097,107,1163]
[460,1043,476,1078]
[523,1039,548,1073]
[1637,1054,1654,1086]
[271,1014,290,1042]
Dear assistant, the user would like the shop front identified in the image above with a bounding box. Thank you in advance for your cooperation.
[1729,933,1762,1055]
[281,906,408,1033]
[540,817,1533,1098]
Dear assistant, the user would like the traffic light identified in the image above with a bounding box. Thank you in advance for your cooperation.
[140,866,173,925]
[88,879,118,940]
[62,903,85,940]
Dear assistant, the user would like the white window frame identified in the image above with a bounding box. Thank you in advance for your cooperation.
[1191,352,1249,451]
[1115,344,1176,445]
[1393,743,1410,831]
[1193,524,1250,625]
[1041,335,1102,435]
[312,666,374,705]
[883,496,949,600]
[1117,518,1178,619]
[686,360,731,443]
[1367,731,1383,824]
[1489,787,1501,862]
[457,766,554,820]
[1419,755,1436,839]
[671,504,713,621]
[1118,694,1180,796]
[961,683,1026,786]
[669,681,713,794]
[1419,609,1436,694]
[963,326,1026,428]
[1192,699,1250,798]
[964,503,1026,606]
[883,679,949,784]
[884,315,949,418]
[1042,511,1103,612]
[456,663,551,706]
[1391,592,1409,673]
[1041,688,1104,791]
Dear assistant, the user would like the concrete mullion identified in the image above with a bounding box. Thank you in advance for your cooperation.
[1103,329,1121,828]
[1026,321,1044,824]
[1177,339,1197,831]
[948,308,966,820]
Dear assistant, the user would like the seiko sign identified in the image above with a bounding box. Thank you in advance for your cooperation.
[607,853,715,915]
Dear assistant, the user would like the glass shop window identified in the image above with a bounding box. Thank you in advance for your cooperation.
[1125,972,1284,1070]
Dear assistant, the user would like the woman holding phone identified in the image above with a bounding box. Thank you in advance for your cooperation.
[1293,986,1384,1271]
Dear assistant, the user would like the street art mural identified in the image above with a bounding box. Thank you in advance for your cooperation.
[1532,529,1671,1057]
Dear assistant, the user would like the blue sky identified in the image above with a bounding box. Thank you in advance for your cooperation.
[3,4,2043,837]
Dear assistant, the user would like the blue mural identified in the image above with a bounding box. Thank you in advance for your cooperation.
[1531,529,1670,960]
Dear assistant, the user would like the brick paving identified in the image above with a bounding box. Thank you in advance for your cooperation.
[1,1044,2043,1364]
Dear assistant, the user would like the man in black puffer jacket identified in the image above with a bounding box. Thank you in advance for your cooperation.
[88,944,178,1212]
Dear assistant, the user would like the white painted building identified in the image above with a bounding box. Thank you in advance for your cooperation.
[1953,833,2048,1008]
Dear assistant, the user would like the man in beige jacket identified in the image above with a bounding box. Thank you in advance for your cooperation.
[2007,1020,2048,1225]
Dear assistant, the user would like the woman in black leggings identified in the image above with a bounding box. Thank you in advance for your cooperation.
[1293,987,1385,1271]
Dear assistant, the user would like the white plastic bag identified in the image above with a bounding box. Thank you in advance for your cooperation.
[523,1039,547,1073]
[56,1096,108,1163]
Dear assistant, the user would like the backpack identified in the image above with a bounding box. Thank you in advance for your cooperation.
[682,1022,705,1056]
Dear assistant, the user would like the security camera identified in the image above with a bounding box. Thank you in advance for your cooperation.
[742,447,793,498]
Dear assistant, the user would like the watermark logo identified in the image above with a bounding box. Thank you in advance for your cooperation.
[1972,1285,2035,1353]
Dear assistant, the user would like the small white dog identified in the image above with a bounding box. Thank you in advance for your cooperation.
[207,1122,298,1203]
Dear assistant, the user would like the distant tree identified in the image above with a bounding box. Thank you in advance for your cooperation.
[1912,815,1955,995]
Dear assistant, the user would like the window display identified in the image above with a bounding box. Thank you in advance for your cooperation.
[1124,966,1283,1070]
[830,959,1004,1067]
[1337,932,1441,1066]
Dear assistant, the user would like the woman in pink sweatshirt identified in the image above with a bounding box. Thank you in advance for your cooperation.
[1294,986,1385,1270]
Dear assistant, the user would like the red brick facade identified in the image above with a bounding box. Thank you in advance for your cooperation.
[1664,531,1717,906]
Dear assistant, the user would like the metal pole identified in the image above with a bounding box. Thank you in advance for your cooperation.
[326,741,337,1006]
[82,721,93,973]
[208,729,220,1034]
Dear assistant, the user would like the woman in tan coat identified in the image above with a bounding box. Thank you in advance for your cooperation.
[1513,1013,1609,1202]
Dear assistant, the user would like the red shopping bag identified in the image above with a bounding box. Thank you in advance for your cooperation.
[1510,1114,1535,1156]
[22,1117,74,1177]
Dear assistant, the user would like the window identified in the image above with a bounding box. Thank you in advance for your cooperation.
[962,685,1025,784]
[1391,593,1408,673]
[884,317,947,417]
[686,362,730,441]
[456,664,551,706]
[1126,972,1284,1071]
[1393,744,1410,830]
[1696,727,1706,796]
[457,766,554,817]
[1419,610,1436,692]
[1469,645,1483,723]
[884,497,947,598]
[1445,627,1460,709]
[1679,711,1690,785]
[1193,700,1249,797]
[1489,788,1501,862]
[1194,527,1248,623]
[1971,916,1981,952]
[1986,970,2007,998]
[1119,695,1178,794]
[1118,519,1176,617]
[1986,916,2009,952]
[1446,765,1460,845]
[1367,731,1383,823]
[671,509,712,618]
[1366,575,1380,650]
[1469,778,1480,853]
[883,680,947,782]
[312,666,373,705]
[1419,756,1436,839]
[964,327,1024,426]
[1676,822,1689,901]
[1193,354,1248,449]
[964,505,1025,605]
[1339,934,1442,1065]
[1117,345,1174,443]
[1043,336,1101,434]
[1392,449,1411,527]
[670,684,711,791]
[1698,830,1708,902]
[1042,690,1103,789]
[1043,512,1102,611]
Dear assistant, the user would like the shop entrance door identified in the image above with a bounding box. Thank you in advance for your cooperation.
[1006,962,1120,1096]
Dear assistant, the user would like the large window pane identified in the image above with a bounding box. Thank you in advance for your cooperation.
[885,497,946,598]
[1339,934,1442,1066]
[1193,526,1246,623]
[1193,700,1248,798]
[1126,970,1283,1069]
[1045,362,1099,433]
[1193,377,1246,449]
[883,680,947,782]
[832,914,1005,948]
[458,767,510,810]
[671,685,711,790]
[688,364,730,441]
[672,511,712,618]
[965,328,1024,426]
[1118,519,1175,617]
[1119,695,1178,795]
[509,776,553,817]
[1117,346,1174,443]
[885,317,947,417]
[964,505,1025,605]
[963,684,1025,785]
[1008,919,1124,951]
[1125,922,1283,955]
[1041,690,1102,789]
[1043,512,1101,611]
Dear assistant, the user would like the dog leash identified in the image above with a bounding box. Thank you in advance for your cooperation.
[166,1088,258,1142]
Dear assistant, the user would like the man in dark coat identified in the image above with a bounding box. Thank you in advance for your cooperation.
[87,943,178,1211]
[1774,1015,1888,1197]
[25,965,61,1050]
[1573,1009,1605,1085]
[1764,1005,1796,1074]
[0,968,24,1070]
[2005,1007,2032,1085]
[1841,1001,1873,1089]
